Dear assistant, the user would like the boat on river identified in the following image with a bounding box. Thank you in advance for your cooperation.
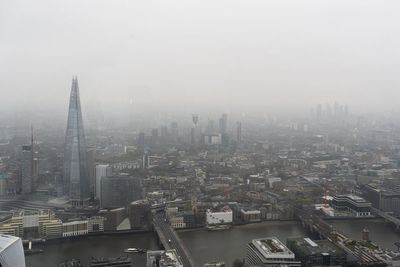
[124,247,147,253]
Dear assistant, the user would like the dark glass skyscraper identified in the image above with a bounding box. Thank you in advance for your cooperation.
[63,77,90,207]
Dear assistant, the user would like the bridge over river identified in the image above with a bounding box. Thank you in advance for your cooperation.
[153,211,195,267]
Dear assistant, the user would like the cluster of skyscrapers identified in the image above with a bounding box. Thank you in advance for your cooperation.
[314,102,349,120]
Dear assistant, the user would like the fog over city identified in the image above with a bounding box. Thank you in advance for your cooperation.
[5,1,400,267]
[1,0,400,116]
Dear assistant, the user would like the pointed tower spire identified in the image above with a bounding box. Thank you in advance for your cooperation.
[63,76,90,207]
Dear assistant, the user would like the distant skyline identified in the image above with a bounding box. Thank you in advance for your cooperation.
[1,0,400,114]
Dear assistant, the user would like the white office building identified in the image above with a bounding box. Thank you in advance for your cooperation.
[0,234,25,267]
[246,237,300,267]
[95,164,112,199]
[206,208,233,225]
[62,220,88,237]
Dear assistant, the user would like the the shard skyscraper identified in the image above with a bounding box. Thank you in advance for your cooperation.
[63,76,90,207]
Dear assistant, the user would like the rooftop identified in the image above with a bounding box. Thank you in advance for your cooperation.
[287,237,346,257]
[251,237,294,259]
[334,194,370,203]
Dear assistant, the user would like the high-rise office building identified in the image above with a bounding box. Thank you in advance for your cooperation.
[333,102,339,117]
[170,122,179,142]
[0,235,26,267]
[137,132,146,146]
[236,121,242,143]
[206,119,216,134]
[95,164,112,200]
[87,147,96,196]
[20,145,33,194]
[32,155,39,190]
[20,126,37,194]
[100,175,143,209]
[142,150,150,169]
[160,126,168,137]
[63,77,90,207]
[151,128,159,145]
[30,126,39,192]
[191,114,199,145]
[219,114,229,146]
[219,113,228,134]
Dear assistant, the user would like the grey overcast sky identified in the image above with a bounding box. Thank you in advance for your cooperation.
[1,0,400,114]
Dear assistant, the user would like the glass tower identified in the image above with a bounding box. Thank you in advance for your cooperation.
[63,77,90,207]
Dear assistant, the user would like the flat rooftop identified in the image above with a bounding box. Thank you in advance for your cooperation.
[251,237,294,259]
[287,237,345,257]
[335,194,369,203]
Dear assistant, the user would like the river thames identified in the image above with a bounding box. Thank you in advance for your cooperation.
[26,219,400,267]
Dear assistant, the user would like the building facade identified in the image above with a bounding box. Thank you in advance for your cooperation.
[128,200,152,230]
[362,184,400,215]
[100,175,143,209]
[0,210,62,239]
[62,220,88,237]
[286,237,347,267]
[206,207,233,225]
[20,145,33,194]
[146,250,183,267]
[241,209,261,222]
[246,237,300,267]
[95,164,112,200]
[88,216,105,233]
[332,195,372,217]
[0,235,25,267]
[63,77,90,207]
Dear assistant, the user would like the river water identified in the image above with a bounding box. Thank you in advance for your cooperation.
[26,233,159,267]
[26,219,400,267]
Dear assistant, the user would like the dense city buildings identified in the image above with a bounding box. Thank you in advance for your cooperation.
[2,80,400,266]
[286,237,347,267]
[146,250,183,267]
[0,210,62,239]
[3,1,400,265]
[2,94,400,266]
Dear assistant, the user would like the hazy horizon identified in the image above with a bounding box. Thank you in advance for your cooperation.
[1,0,400,115]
